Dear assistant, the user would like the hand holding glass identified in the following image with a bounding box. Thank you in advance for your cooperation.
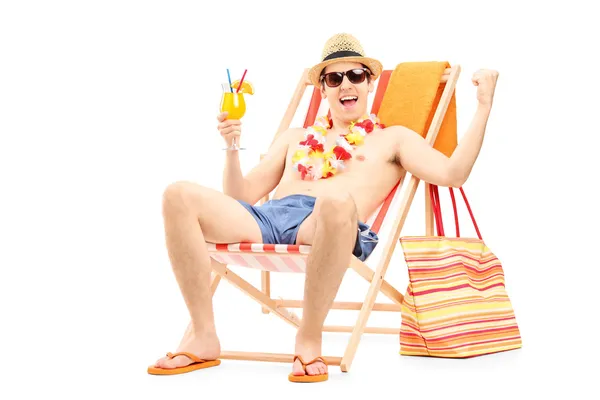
[220,83,246,150]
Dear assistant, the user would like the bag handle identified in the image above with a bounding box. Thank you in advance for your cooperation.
[429,184,482,240]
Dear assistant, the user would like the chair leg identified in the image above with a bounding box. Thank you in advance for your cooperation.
[211,260,301,328]
[341,174,422,371]
[210,272,221,296]
[261,271,270,314]
[425,183,434,236]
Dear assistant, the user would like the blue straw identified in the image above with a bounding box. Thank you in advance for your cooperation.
[226,68,233,92]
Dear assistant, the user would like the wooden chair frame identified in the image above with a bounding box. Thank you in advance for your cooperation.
[208,65,461,372]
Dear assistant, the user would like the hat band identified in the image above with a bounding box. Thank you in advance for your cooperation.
[323,50,363,61]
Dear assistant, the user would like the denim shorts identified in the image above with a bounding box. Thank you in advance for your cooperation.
[237,194,378,261]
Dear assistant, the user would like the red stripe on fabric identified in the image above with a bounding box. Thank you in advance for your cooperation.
[253,255,279,272]
[399,331,423,338]
[371,179,400,234]
[411,271,506,284]
[426,326,520,343]
[401,236,484,243]
[281,256,304,273]
[215,244,229,251]
[303,87,322,128]
[407,252,497,265]
[419,317,518,333]
[401,322,420,332]
[370,70,392,115]
[399,343,428,349]
[426,335,522,351]
[408,262,503,276]
[410,282,506,296]
[285,245,301,254]
[228,254,250,267]
[416,296,510,313]
[262,244,276,252]
[238,242,253,252]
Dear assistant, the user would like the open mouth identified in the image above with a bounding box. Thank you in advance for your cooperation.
[339,95,358,108]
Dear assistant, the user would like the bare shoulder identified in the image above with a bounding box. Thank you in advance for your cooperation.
[382,125,426,145]
[273,127,305,146]
[287,127,306,139]
[382,125,414,136]
[378,125,412,147]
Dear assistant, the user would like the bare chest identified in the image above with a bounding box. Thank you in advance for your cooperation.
[284,129,397,174]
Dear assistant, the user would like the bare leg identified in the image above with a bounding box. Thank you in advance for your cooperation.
[154,181,262,369]
[292,192,358,377]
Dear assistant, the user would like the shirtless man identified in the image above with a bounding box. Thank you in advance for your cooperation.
[148,33,498,381]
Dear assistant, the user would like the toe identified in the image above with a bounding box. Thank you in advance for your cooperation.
[306,364,319,376]
[306,362,326,376]
[154,356,168,367]
[319,363,327,375]
[172,355,194,368]
[157,355,192,369]
[291,359,306,376]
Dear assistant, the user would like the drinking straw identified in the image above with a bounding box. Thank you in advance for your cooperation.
[236,69,248,93]
[226,68,233,93]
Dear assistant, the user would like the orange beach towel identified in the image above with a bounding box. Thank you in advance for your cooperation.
[378,62,457,157]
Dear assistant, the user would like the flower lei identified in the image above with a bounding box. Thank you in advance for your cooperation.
[292,114,385,180]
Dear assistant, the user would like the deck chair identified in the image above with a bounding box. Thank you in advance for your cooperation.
[206,64,461,372]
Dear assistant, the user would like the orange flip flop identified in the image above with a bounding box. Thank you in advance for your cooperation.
[147,352,221,375]
[288,355,329,383]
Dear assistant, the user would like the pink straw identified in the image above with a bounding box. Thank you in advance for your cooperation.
[236,69,248,93]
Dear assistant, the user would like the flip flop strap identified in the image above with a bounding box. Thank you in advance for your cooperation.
[166,352,205,363]
[293,355,328,367]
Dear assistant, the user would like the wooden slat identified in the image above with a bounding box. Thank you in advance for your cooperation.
[350,257,405,305]
[211,261,301,328]
[425,183,434,236]
[340,65,462,372]
[276,299,401,312]
[220,351,342,366]
[273,69,310,144]
[440,68,452,82]
[261,271,270,314]
[210,273,221,296]
[323,326,398,334]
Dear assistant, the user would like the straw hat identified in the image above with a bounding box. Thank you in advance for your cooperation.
[308,33,383,87]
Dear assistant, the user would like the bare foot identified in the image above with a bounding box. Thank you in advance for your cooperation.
[154,327,221,369]
[291,333,327,377]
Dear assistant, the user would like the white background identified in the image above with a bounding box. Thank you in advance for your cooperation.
[1,0,599,398]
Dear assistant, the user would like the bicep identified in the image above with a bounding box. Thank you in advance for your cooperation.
[395,127,456,187]
[243,130,292,204]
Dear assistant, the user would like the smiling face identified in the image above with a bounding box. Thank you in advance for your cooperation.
[320,61,375,126]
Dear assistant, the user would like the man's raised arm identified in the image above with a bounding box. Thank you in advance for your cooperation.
[395,69,499,187]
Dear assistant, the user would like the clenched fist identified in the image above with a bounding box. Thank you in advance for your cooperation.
[217,112,242,148]
[471,69,499,108]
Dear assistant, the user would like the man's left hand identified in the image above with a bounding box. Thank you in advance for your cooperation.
[472,69,499,108]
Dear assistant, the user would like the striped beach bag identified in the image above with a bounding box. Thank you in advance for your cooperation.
[399,185,522,358]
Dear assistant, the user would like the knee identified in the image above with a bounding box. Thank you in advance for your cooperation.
[315,192,357,227]
[162,181,197,214]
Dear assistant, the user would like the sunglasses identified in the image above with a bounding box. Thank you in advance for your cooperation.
[320,68,370,88]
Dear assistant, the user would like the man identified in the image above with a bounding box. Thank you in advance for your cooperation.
[148,33,498,382]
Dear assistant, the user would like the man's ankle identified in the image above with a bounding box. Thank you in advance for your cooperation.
[191,323,218,338]
[296,328,322,344]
